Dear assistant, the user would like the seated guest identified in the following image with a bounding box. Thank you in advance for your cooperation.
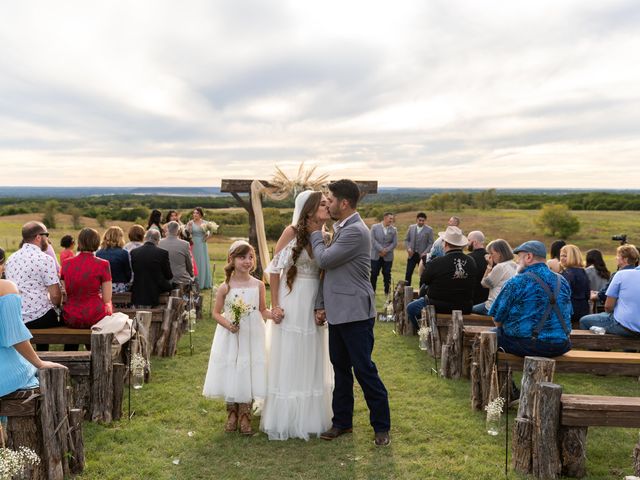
[59,235,76,266]
[585,249,610,293]
[406,226,477,331]
[159,221,194,286]
[547,239,566,273]
[467,230,489,306]
[427,216,461,261]
[124,224,146,253]
[130,229,173,307]
[96,226,132,293]
[5,222,62,351]
[579,262,640,337]
[472,239,517,315]
[0,277,66,398]
[490,241,572,357]
[61,229,112,348]
[147,209,164,238]
[592,244,639,305]
[559,244,590,327]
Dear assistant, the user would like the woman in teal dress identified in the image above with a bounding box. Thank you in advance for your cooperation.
[187,207,213,289]
[0,248,65,398]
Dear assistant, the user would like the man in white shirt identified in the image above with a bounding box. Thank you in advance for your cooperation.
[5,221,62,350]
[369,213,397,295]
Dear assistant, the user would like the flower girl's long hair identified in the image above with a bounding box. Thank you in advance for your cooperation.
[224,243,256,284]
[286,191,322,292]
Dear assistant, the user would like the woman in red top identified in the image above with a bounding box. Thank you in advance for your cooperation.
[61,228,112,329]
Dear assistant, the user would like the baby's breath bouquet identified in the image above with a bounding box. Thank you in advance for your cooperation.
[484,396,505,436]
[0,445,41,479]
[202,221,219,236]
[227,295,256,327]
[418,326,431,351]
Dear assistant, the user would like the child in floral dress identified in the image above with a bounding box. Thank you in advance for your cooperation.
[202,240,273,435]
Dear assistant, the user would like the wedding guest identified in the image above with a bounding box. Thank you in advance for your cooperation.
[180,227,198,278]
[59,235,76,266]
[403,212,434,285]
[559,244,590,327]
[130,229,173,307]
[370,212,397,296]
[585,249,610,292]
[159,221,194,286]
[162,210,182,236]
[5,222,62,351]
[61,228,112,350]
[44,240,61,275]
[592,244,639,305]
[147,209,164,238]
[427,216,461,261]
[124,224,145,253]
[467,230,489,306]
[472,239,517,315]
[203,241,273,435]
[186,207,212,289]
[96,226,132,293]
[547,240,566,273]
[0,277,66,398]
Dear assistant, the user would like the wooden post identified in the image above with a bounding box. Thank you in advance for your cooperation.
[68,408,85,474]
[470,339,482,410]
[427,304,440,358]
[441,311,464,379]
[531,382,563,479]
[512,356,556,476]
[166,296,185,356]
[560,426,588,478]
[479,331,497,409]
[635,437,640,476]
[402,285,413,335]
[91,332,114,423]
[38,367,70,480]
[112,362,126,421]
[393,281,405,331]
[3,389,43,479]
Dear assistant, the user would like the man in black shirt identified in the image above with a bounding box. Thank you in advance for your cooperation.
[407,226,477,331]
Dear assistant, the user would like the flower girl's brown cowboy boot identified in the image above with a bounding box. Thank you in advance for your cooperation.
[238,402,254,436]
[225,403,239,433]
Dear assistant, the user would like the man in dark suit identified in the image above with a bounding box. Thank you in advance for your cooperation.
[467,230,489,307]
[131,229,173,307]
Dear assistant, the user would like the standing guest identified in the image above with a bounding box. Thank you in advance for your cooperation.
[5,222,62,351]
[559,244,590,327]
[547,240,566,273]
[44,240,61,275]
[187,207,213,289]
[59,235,76,266]
[403,212,434,285]
[61,228,112,350]
[0,275,67,398]
[180,227,199,279]
[467,230,489,307]
[490,241,572,357]
[370,212,397,296]
[584,249,610,292]
[124,224,145,253]
[147,209,164,238]
[427,216,461,261]
[406,226,477,331]
[130,229,173,307]
[159,221,194,286]
[96,226,132,293]
[162,210,182,236]
[592,244,639,305]
[472,239,517,315]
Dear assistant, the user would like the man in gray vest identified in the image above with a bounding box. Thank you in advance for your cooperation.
[403,212,433,285]
[159,221,194,286]
[370,212,397,295]
[310,179,391,447]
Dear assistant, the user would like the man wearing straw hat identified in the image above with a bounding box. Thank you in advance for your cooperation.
[406,226,477,331]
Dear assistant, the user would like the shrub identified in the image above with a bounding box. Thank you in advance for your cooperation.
[42,200,58,229]
[535,204,580,239]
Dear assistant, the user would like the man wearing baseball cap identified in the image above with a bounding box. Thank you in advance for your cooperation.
[489,240,572,357]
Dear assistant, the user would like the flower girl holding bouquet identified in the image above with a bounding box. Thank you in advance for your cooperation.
[202,240,273,435]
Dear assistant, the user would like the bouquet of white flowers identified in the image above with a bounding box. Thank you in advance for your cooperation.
[202,221,219,236]
[0,446,40,479]
[227,295,256,327]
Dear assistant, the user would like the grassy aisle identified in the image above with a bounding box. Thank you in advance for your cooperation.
[80,289,639,479]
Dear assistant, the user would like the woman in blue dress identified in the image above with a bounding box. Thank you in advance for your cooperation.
[0,248,66,399]
[187,207,213,289]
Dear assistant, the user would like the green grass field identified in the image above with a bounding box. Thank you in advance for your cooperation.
[1,209,639,479]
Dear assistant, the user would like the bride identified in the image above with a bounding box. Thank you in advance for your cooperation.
[260,190,334,441]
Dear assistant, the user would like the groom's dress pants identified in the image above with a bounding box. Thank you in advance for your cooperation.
[328,318,391,433]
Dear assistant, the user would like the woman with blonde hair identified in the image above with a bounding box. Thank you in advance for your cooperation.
[96,226,132,293]
[559,244,590,327]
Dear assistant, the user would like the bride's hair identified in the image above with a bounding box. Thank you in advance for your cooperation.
[286,191,322,292]
[224,243,256,284]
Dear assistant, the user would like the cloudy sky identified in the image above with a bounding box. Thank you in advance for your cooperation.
[1,0,639,188]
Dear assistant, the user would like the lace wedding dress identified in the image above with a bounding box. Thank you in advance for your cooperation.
[260,239,333,440]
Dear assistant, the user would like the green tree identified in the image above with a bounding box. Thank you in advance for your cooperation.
[535,204,581,239]
[42,200,59,229]
[96,214,107,228]
[70,207,83,229]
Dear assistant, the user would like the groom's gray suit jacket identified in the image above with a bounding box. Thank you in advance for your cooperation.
[311,212,376,325]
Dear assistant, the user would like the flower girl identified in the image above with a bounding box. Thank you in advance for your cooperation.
[202,240,273,435]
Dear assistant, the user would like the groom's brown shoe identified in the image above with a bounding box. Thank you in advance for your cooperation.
[374,431,390,446]
[320,426,352,441]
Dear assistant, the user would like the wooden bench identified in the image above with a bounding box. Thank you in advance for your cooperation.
[0,368,85,479]
[30,327,93,345]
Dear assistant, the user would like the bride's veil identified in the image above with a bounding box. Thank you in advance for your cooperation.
[291,190,315,225]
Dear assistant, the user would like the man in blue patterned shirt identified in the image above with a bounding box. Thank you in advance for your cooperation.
[489,240,572,357]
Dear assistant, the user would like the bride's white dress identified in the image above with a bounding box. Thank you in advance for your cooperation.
[260,239,333,440]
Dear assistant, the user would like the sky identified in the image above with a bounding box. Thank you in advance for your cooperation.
[1,0,639,189]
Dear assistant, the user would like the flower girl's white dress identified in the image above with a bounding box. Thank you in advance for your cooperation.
[260,240,333,440]
[202,287,266,404]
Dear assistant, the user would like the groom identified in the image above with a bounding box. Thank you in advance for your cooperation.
[310,179,391,446]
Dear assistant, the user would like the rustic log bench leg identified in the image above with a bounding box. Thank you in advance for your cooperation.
[531,382,562,479]
[91,333,114,423]
[560,426,588,478]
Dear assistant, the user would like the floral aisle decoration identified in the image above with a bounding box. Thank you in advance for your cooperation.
[227,295,256,327]
[183,308,197,333]
[0,444,40,480]
[131,353,149,390]
[484,396,505,436]
[418,326,431,351]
